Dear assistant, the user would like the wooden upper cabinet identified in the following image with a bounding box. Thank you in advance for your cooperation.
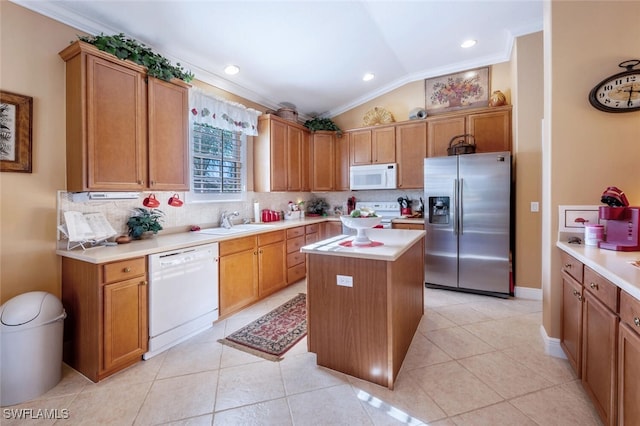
[350,129,372,165]
[84,54,147,190]
[334,132,350,191]
[372,126,396,163]
[427,115,466,157]
[147,77,190,190]
[396,121,427,189]
[301,130,311,191]
[350,125,396,165]
[427,105,512,157]
[59,41,190,192]
[254,114,309,192]
[467,108,512,153]
[286,125,303,191]
[311,131,335,191]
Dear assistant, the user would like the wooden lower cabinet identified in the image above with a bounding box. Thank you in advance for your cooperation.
[392,222,424,230]
[219,232,286,316]
[618,291,640,425]
[321,221,343,239]
[582,288,618,425]
[219,236,259,316]
[561,270,583,375]
[62,257,148,382]
[257,231,287,298]
[286,226,307,284]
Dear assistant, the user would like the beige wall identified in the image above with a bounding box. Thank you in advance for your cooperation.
[333,62,512,131]
[0,2,268,303]
[513,32,544,290]
[0,2,81,302]
[543,1,640,338]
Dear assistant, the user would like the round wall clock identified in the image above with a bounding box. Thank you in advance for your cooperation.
[588,59,640,113]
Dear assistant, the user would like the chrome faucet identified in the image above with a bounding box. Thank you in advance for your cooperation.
[220,211,240,229]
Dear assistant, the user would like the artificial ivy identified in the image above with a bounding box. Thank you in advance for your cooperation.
[78,33,194,83]
[303,117,342,135]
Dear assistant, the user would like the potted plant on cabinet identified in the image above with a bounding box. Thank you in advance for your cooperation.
[306,197,329,216]
[127,207,164,239]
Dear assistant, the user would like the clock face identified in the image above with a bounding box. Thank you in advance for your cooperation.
[589,71,640,112]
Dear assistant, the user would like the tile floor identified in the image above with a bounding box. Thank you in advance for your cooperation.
[3,281,603,425]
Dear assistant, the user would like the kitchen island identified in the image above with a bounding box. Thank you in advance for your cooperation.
[301,228,425,389]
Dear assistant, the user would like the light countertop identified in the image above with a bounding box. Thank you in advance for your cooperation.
[300,228,425,262]
[556,238,640,300]
[57,217,330,264]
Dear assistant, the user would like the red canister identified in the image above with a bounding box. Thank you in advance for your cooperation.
[262,209,270,223]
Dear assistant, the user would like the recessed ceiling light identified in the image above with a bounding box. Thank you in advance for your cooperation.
[224,65,240,75]
[363,73,375,82]
[461,39,477,48]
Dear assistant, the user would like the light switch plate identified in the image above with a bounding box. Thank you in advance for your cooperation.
[336,275,353,287]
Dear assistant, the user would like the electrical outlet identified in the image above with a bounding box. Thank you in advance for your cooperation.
[531,201,539,212]
[336,275,353,287]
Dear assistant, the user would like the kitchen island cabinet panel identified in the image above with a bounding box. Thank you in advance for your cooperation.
[305,230,424,389]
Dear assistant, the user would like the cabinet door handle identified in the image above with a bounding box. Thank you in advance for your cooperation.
[563,263,572,269]
[634,317,640,327]
[572,289,579,296]
[589,282,598,290]
[140,280,148,286]
[123,267,131,273]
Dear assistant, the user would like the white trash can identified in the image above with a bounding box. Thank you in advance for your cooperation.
[0,291,66,406]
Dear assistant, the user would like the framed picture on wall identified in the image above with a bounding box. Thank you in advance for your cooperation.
[1,90,33,173]
[425,67,490,114]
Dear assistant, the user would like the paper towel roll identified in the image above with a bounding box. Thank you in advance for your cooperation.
[409,107,427,120]
[254,202,261,223]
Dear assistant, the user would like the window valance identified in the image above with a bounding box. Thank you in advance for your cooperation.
[189,88,261,136]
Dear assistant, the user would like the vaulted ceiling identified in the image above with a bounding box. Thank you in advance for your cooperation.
[15,0,543,119]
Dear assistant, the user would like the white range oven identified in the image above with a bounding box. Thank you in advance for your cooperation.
[343,201,400,233]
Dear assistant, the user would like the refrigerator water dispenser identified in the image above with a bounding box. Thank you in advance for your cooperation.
[429,197,449,224]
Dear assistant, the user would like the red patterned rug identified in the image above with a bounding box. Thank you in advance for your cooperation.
[218,293,307,361]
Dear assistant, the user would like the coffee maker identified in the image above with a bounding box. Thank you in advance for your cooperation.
[598,186,640,251]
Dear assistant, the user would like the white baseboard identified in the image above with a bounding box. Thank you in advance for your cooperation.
[514,286,542,300]
[540,325,566,359]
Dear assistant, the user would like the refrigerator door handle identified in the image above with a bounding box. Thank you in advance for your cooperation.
[453,178,459,236]
[459,178,464,235]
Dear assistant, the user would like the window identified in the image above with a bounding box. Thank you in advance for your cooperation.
[189,123,246,202]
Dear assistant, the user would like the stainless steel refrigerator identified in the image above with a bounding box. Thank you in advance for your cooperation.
[424,152,511,296]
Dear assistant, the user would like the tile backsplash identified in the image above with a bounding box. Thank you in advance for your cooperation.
[57,189,423,240]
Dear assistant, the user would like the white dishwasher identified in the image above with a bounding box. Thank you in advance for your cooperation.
[144,243,219,359]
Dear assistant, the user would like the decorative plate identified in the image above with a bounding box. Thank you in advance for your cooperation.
[362,107,394,126]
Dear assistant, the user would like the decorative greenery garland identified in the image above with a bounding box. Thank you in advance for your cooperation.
[78,33,194,83]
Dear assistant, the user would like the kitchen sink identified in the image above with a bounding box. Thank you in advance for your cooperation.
[198,223,277,235]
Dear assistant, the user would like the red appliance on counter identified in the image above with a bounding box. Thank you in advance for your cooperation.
[598,186,640,251]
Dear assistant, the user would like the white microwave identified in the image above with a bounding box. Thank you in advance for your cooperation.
[349,163,397,190]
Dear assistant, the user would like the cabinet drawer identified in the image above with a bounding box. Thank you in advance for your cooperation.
[287,235,305,253]
[305,224,319,234]
[584,267,619,312]
[220,236,256,256]
[286,226,305,239]
[287,251,305,267]
[306,233,320,244]
[287,263,306,284]
[258,230,285,246]
[560,251,584,283]
[103,257,146,284]
[620,290,640,330]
